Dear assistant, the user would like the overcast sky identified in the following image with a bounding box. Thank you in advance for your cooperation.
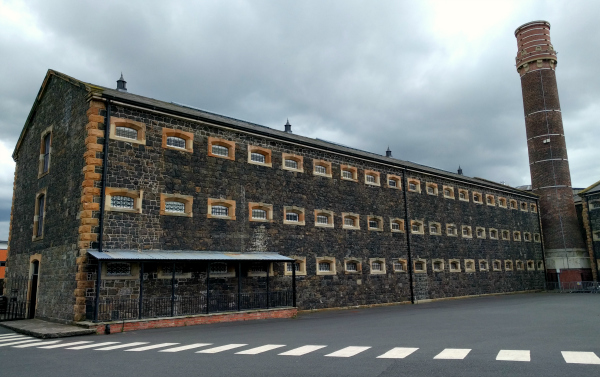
[0,0,599,240]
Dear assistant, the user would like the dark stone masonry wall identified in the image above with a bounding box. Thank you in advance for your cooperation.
[8,77,89,321]
[93,104,543,309]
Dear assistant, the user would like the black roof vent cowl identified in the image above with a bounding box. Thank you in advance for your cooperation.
[284,119,292,133]
[116,73,127,92]
[385,146,393,158]
[458,166,463,175]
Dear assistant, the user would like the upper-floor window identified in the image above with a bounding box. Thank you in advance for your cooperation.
[42,133,51,173]
[166,136,186,149]
[390,218,404,232]
[281,153,303,172]
[36,193,45,238]
[486,195,495,206]
[534,233,541,242]
[476,227,485,238]
[165,201,185,213]
[313,160,332,177]
[250,152,266,164]
[429,223,441,235]
[111,195,134,209]
[502,230,510,240]
[249,203,272,222]
[490,229,498,239]
[162,128,193,153]
[426,183,438,196]
[115,126,138,140]
[207,198,236,220]
[343,214,359,229]
[286,212,299,222]
[315,165,327,175]
[285,159,299,170]
[111,119,146,145]
[530,203,538,212]
[387,175,401,189]
[212,145,229,157]
[411,220,424,234]
[368,218,381,230]
[160,194,193,217]
[498,197,507,208]
[447,224,457,236]
[247,146,272,167]
[458,189,469,201]
[315,210,334,227]
[473,192,483,204]
[510,199,518,209]
[388,179,397,187]
[252,209,267,220]
[212,205,229,217]
[462,226,472,238]
[364,170,380,186]
[520,202,528,211]
[443,186,454,199]
[366,174,376,184]
[342,170,353,179]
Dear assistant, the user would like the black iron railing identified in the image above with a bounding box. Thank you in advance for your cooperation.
[0,275,31,321]
[86,290,293,322]
[545,281,600,293]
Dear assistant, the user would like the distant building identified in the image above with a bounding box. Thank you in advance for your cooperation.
[0,240,7,292]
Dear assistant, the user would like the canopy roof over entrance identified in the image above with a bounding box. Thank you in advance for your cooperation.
[87,250,294,262]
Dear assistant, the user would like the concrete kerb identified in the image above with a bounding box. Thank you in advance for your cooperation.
[0,319,96,339]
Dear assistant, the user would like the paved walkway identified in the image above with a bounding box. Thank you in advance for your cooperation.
[0,319,96,339]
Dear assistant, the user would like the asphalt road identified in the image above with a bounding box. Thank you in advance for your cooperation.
[1,293,599,377]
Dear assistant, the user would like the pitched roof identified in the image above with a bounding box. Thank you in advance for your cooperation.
[578,180,600,196]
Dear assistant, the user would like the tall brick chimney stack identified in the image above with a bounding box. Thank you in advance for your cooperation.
[514,21,588,280]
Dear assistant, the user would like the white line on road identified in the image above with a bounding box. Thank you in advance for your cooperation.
[377,347,419,359]
[0,335,29,342]
[39,341,93,349]
[159,343,213,352]
[94,342,149,350]
[125,343,179,352]
[236,344,286,355]
[67,342,120,350]
[496,350,530,362]
[0,333,19,338]
[561,351,600,365]
[0,339,42,347]
[196,344,248,354]
[279,345,327,356]
[433,348,472,360]
[13,340,61,348]
[325,346,371,357]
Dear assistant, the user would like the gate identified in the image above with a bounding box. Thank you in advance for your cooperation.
[0,275,30,321]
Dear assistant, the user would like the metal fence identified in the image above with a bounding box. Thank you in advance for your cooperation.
[86,290,293,322]
[545,281,600,293]
[0,275,31,321]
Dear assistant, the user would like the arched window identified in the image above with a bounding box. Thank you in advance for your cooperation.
[285,159,298,170]
[212,145,229,157]
[250,152,266,164]
[252,209,267,220]
[315,165,327,175]
[390,219,404,232]
[286,212,299,222]
[165,201,185,213]
[166,136,186,149]
[315,210,334,227]
[115,126,138,140]
[36,194,45,237]
[345,260,359,272]
[111,195,134,209]
[212,205,228,217]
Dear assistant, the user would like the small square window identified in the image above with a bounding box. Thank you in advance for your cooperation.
[315,210,334,228]
[446,224,458,237]
[282,153,304,173]
[465,259,476,272]
[340,165,358,181]
[426,183,438,196]
[513,231,521,241]
[479,260,489,271]
[432,259,444,272]
[501,230,510,241]
[393,259,407,272]
[476,227,486,239]
[313,160,332,177]
[489,228,499,239]
[364,170,381,186]
[443,186,455,199]
[411,220,424,234]
[458,189,469,202]
[516,260,524,270]
[461,225,472,238]
[530,203,538,213]
[390,218,405,232]
[316,257,336,275]
[408,179,421,193]
[387,175,402,189]
[449,259,461,272]
[429,222,441,235]
[493,260,502,271]
[345,259,361,273]
[472,192,483,204]
[249,202,273,222]
[369,258,386,274]
[520,202,528,212]
[510,199,518,210]
[527,260,535,270]
[285,256,307,276]
[524,232,531,242]
[342,213,360,230]
[536,260,544,270]
[505,260,513,271]
[247,145,272,167]
[414,259,427,273]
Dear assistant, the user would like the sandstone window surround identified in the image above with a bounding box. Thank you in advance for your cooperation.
[367,216,383,231]
[429,222,442,236]
[442,186,455,199]
[486,194,496,206]
[207,137,236,160]
[410,220,425,234]
[501,230,510,241]
[527,260,535,271]
[340,165,358,182]
[493,260,502,271]
[449,259,461,272]
[589,201,600,210]
[344,258,362,274]
[316,257,336,275]
[38,126,52,178]
[426,182,438,196]
[432,259,444,272]
[489,228,499,240]
[520,202,529,212]
[407,178,421,193]
[479,260,489,271]
[523,232,532,242]
[387,174,402,190]
[158,263,192,279]
[390,218,405,233]
[160,193,193,217]
[458,188,469,202]
[509,199,518,210]
[530,203,538,213]
[414,259,427,273]
[32,188,47,241]
[109,117,146,145]
[498,197,508,208]
[536,260,544,270]
[446,223,458,237]
[369,258,386,275]
[209,262,236,277]
[102,262,140,280]
[282,153,304,173]
[162,127,193,153]
[472,192,483,204]
[312,159,332,178]
[505,260,513,271]
[342,213,360,230]
[248,202,273,222]
[534,233,541,242]
[364,170,381,187]
[393,259,408,273]
[515,260,524,271]
[476,227,486,239]
[285,256,307,276]
[461,225,473,238]
[592,231,600,242]
[464,259,476,272]
[247,145,273,167]
[207,198,236,220]
[105,188,143,214]
[247,262,274,277]
[314,209,334,228]
[513,231,522,242]
[283,206,305,226]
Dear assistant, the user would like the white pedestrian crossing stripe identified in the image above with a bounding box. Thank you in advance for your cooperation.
[0,333,22,338]
[67,342,120,350]
[39,341,93,349]
[236,344,286,355]
[325,346,371,358]
[0,335,29,342]
[496,350,530,362]
[434,348,472,360]
[159,343,213,352]
[196,344,248,354]
[125,343,179,352]
[13,340,61,348]
[0,339,41,347]
[95,342,149,350]
[561,351,600,365]
[279,345,327,356]
[377,347,419,359]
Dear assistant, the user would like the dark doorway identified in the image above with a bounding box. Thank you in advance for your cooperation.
[28,261,39,319]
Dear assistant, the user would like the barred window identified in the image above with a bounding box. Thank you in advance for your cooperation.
[286,212,299,222]
[521,202,527,210]
[429,224,440,234]
[111,195,134,209]
[249,263,266,273]
[371,261,383,271]
[210,263,228,274]
[344,217,355,227]
[369,220,379,229]
[479,261,488,270]
[493,261,501,270]
[391,222,400,231]
[211,205,229,217]
[524,233,531,241]
[433,261,443,271]
[459,192,466,200]
[447,225,457,236]
[166,136,186,149]
[318,262,331,272]
[252,209,267,220]
[427,186,435,194]
[388,179,397,187]
[346,262,358,272]
[502,230,510,240]
[490,229,498,239]
[444,189,451,197]
[316,215,329,224]
[250,152,266,164]
[414,261,425,271]
[315,165,327,175]
[285,159,298,169]
[393,261,405,271]
[286,262,300,272]
[107,262,131,276]
[409,183,417,191]
[115,126,138,140]
[212,145,229,157]
[342,170,353,179]
[366,174,376,183]
[165,201,185,213]
[536,261,543,269]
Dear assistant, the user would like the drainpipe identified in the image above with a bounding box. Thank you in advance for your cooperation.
[402,168,415,304]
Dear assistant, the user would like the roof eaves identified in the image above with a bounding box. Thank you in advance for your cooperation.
[578,179,600,196]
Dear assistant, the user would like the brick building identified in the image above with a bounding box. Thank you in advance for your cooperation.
[0,240,7,292]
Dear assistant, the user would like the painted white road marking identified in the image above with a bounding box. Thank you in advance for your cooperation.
[434,348,472,360]
[561,351,600,365]
[0,333,19,338]
[159,343,213,352]
[125,343,179,352]
[236,344,286,355]
[94,342,149,350]
[13,340,61,348]
[196,344,248,354]
[67,342,120,350]
[39,341,93,349]
[0,335,29,342]
[377,347,419,359]
[325,346,371,357]
[279,345,327,356]
[496,350,530,362]
[0,339,42,347]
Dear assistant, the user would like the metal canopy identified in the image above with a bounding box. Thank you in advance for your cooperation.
[87,249,294,262]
